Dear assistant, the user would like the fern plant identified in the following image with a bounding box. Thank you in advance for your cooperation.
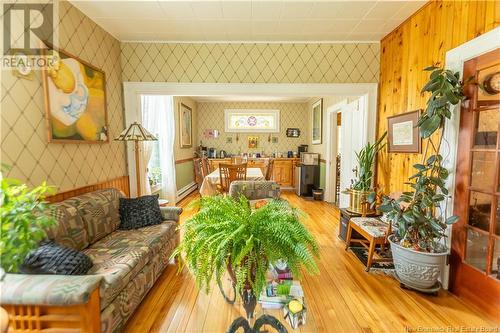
[171,195,319,298]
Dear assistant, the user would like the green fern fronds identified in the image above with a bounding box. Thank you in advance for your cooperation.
[171,195,320,297]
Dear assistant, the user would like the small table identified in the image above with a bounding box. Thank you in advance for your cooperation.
[345,217,392,272]
[199,167,265,196]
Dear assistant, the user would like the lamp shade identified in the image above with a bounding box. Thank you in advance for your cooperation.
[114,122,157,141]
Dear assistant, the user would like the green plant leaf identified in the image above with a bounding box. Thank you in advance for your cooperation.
[445,216,459,225]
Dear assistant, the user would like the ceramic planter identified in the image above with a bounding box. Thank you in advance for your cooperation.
[388,234,447,290]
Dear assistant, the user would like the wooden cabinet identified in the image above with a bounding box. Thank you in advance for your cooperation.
[208,158,231,171]
[272,158,298,188]
[247,158,268,175]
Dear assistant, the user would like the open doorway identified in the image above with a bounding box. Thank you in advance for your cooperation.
[324,97,375,207]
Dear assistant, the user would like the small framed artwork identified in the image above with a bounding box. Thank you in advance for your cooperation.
[248,136,258,148]
[387,110,422,153]
[179,103,193,148]
[311,99,323,145]
[42,46,108,143]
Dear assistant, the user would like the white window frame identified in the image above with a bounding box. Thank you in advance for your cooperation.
[224,109,280,133]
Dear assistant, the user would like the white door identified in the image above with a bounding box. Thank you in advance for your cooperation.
[338,99,367,207]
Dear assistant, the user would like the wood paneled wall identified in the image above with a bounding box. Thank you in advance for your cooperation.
[46,176,130,203]
[376,0,499,193]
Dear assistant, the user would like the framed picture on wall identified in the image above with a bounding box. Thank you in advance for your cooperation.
[42,46,108,143]
[179,103,192,148]
[387,110,422,153]
[311,99,323,145]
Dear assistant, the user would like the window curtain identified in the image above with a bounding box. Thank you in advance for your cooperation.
[140,95,177,203]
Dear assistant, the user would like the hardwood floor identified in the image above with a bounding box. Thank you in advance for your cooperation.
[124,191,499,333]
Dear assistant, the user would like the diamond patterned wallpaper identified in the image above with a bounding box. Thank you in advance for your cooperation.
[121,42,380,83]
[197,101,308,155]
[1,1,126,191]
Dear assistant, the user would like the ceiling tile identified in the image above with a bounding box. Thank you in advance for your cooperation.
[280,2,314,19]
[252,1,283,20]
[191,1,223,19]
[158,2,194,20]
[71,0,164,19]
[364,1,407,20]
[310,1,376,20]
[222,2,251,19]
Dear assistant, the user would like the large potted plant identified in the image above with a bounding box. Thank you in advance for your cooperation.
[172,195,319,328]
[379,66,466,290]
[347,132,386,214]
[0,176,57,274]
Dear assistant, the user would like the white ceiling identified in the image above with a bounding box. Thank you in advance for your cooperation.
[188,95,311,103]
[70,0,426,42]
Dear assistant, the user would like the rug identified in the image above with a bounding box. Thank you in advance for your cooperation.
[349,246,395,272]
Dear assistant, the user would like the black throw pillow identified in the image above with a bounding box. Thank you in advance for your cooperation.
[119,194,163,230]
[20,241,93,275]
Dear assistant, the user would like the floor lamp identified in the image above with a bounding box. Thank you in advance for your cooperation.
[115,122,157,197]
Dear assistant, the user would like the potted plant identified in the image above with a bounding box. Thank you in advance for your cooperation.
[346,132,387,214]
[0,176,57,274]
[379,66,466,290]
[172,195,319,326]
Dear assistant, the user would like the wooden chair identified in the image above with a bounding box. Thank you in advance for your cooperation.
[200,157,210,176]
[218,163,247,193]
[193,158,203,188]
[265,159,274,181]
[345,201,392,272]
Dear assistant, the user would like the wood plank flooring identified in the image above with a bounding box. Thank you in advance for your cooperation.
[124,192,499,333]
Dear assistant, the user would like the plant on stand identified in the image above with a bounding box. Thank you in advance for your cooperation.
[0,176,57,274]
[379,66,466,291]
[172,195,319,332]
[347,132,387,214]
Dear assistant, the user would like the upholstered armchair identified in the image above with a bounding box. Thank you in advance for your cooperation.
[228,180,280,201]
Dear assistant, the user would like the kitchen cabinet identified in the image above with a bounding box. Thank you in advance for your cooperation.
[246,158,268,175]
[208,158,231,171]
[272,158,298,188]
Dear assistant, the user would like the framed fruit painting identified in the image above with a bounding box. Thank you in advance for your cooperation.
[42,47,108,143]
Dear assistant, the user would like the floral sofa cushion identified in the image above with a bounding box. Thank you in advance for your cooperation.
[229,181,281,200]
[83,221,178,309]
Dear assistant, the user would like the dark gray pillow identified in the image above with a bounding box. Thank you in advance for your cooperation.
[20,241,93,275]
[119,194,163,230]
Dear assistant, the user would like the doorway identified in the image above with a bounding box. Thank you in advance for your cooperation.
[325,97,374,207]
[450,48,500,316]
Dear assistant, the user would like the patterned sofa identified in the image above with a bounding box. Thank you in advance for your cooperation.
[0,188,182,333]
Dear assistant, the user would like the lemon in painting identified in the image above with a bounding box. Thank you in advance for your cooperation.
[288,300,303,314]
[52,116,76,138]
[76,112,99,141]
[50,61,75,94]
[80,64,104,90]
[86,88,106,128]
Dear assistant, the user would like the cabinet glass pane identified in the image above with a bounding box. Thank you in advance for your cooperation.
[492,238,500,280]
[469,191,492,232]
[465,228,489,272]
[470,151,496,189]
[474,109,498,149]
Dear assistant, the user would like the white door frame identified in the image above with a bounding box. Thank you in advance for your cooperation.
[325,100,347,203]
[123,82,378,198]
[439,27,500,289]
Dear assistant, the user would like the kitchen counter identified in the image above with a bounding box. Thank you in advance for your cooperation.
[207,157,299,188]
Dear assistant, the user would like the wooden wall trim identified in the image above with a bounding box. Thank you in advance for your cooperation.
[175,157,194,165]
[375,0,499,194]
[46,175,130,203]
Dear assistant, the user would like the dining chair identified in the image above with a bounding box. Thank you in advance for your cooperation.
[201,157,211,176]
[193,158,204,188]
[219,163,247,193]
[265,159,274,181]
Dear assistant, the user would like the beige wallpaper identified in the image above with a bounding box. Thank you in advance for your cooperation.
[196,101,309,155]
[121,43,379,83]
[0,1,126,191]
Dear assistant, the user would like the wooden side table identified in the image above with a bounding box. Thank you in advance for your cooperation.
[345,217,392,272]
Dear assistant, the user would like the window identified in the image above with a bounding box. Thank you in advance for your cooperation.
[148,137,161,192]
[224,109,280,133]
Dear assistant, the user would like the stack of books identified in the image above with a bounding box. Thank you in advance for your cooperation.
[259,280,304,309]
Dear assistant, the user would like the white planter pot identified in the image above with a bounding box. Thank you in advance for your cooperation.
[388,235,447,290]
